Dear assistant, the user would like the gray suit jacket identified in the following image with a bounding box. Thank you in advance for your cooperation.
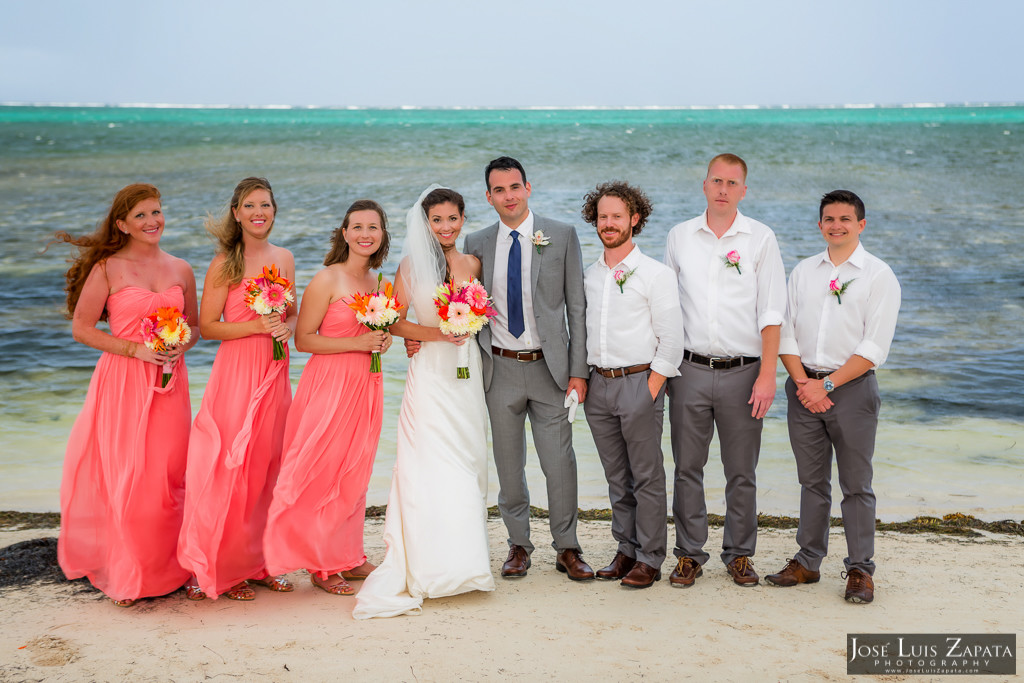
[464,214,588,392]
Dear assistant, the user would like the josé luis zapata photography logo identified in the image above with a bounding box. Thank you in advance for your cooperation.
[847,633,1016,675]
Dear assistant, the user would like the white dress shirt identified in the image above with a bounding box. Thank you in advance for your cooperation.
[585,245,684,378]
[780,242,901,371]
[490,210,540,350]
[664,210,787,358]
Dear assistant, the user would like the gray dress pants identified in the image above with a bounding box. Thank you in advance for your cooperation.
[786,372,879,576]
[667,359,762,566]
[485,355,580,554]
[585,370,667,568]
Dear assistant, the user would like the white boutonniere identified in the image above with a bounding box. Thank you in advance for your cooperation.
[531,230,551,254]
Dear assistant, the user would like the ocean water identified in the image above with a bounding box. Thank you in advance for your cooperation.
[1,105,1022,520]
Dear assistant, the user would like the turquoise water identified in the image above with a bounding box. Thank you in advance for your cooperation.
[1,105,1022,518]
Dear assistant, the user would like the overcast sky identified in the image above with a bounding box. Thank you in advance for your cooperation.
[2,0,1020,107]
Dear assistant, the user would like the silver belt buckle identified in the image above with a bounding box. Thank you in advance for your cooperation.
[516,351,531,362]
[709,357,723,369]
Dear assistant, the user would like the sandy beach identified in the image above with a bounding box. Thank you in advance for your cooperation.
[2,519,1021,682]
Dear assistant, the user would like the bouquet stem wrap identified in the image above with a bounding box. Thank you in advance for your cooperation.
[456,343,470,379]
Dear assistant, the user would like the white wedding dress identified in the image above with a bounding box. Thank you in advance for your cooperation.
[352,284,494,619]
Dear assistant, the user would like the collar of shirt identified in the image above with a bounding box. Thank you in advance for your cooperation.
[498,210,535,242]
[595,244,642,272]
[693,209,752,238]
[817,242,867,270]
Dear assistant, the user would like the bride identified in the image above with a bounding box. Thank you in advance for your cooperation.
[352,186,495,619]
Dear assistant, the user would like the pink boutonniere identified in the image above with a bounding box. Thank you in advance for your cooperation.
[829,278,855,304]
[613,267,637,293]
[723,250,742,275]
[531,230,551,254]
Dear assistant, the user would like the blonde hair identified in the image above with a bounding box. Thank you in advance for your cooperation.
[206,177,277,286]
[707,153,748,181]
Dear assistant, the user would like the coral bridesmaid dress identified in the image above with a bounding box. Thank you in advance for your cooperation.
[177,284,292,598]
[264,299,384,580]
[59,285,192,602]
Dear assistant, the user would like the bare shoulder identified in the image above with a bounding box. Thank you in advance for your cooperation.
[207,251,228,270]
[459,252,482,280]
[270,245,296,272]
[167,253,197,279]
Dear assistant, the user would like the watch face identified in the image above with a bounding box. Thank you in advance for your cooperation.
[823,378,835,392]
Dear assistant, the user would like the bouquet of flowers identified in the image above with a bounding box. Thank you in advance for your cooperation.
[347,273,403,373]
[242,264,295,360]
[140,306,191,387]
[433,279,496,378]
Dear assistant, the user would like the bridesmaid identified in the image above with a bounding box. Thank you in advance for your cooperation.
[178,177,296,601]
[56,183,198,607]
[263,200,391,596]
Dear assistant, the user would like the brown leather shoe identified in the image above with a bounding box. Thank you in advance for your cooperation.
[620,561,661,589]
[596,552,636,580]
[668,557,702,588]
[726,556,759,586]
[555,549,595,581]
[501,545,531,578]
[765,558,820,587]
[843,568,874,604]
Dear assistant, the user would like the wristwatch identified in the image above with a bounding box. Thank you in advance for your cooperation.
[823,376,835,393]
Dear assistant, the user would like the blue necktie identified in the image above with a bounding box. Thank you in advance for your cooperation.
[507,231,525,338]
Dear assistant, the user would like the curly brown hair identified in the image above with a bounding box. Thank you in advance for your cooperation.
[53,183,161,319]
[323,199,390,269]
[580,181,653,236]
[206,177,278,286]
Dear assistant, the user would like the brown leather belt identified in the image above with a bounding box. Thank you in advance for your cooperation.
[492,346,544,362]
[684,350,759,370]
[802,365,834,380]
[802,366,875,380]
[595,363,651,379]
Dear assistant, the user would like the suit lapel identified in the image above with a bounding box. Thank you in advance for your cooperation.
[530,218,542,292]
[478,223,499,290]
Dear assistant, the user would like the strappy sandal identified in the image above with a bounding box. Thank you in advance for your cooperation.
[224,581,255,601]
[111,598,136,608]
[185,583,207,601]
[310,573,354,596]
[251,575,294,592]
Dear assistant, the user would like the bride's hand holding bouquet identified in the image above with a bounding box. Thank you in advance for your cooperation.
[433,279,495,379]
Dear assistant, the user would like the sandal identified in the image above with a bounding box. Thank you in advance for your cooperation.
[251,575,294,592]
[224,581,255,601]
[341,561,376,582]
[310,573,354,596]
[185,583,207,601]
[111,598,136,608]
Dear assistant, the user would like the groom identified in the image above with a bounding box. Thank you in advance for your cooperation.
[464,156,593,581]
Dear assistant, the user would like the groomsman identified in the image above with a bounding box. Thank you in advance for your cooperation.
[663,153,787,587]
[581,182,683,589]
[766,190,900,604]
[464,156,594,581]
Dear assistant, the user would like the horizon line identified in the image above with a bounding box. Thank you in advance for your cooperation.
[2,101,1023,111]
